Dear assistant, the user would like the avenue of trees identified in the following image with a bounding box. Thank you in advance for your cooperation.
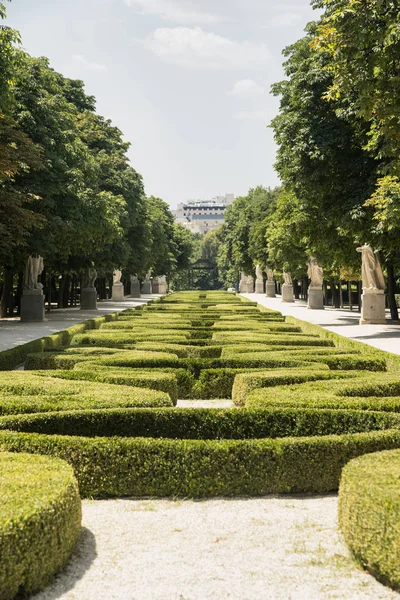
[0,1,194,315]
[209,2,400,318]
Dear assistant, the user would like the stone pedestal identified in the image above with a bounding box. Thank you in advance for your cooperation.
[130,280,141,298]
[80,288,97,310]
[245,276,254,293]
[282,283,294,303]
[308,286,324,310]
[360,291,386,324]
[266,281,276,298]
[111,282,125,302]
[158,276,168,294]
[255,280,264,294]
[20,290,45,322]
[141,280,152,294]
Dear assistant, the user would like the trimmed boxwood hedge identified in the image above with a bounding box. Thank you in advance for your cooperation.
[0,452,81,599]
[339,449,400,590]
[1,408,400,498]
[0,373,173,414]
[33,369,179,403]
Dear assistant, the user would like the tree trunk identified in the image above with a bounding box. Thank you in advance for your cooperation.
[387,262,399,320]
[330,279,340,308]
[58,274,66,308]
[47,273,52,312]
[15,272,23,316]
[348,281,353,311]
[0,270,14,318]
[62,275,70,308]
[339,281,344,309]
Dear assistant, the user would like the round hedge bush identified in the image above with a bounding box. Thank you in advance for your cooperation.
[339,449,400,590]
[0,452,81,600]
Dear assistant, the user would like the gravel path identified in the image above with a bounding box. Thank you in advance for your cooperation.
[31,496,399,600]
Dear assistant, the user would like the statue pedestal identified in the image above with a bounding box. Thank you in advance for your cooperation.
[111,282,125,302]
[282,283,294,303]
[130,281,141,298]
[80,288,97,310]
[360,291,386,324]
[266,281,276,298]
[308,286,324,310]
[21,290,45,322]
[141,281,152,294]
[255,280,264,294]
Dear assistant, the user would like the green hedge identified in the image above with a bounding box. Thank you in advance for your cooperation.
[1,408,400,497]
[339,449,400,590]
[0,372,173,414]
[34,369,179,403]
[244,373,400,412]
[0,452,81,599]
[0,313,120,371]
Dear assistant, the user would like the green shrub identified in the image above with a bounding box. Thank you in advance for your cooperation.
[1,408,400,498]
[339,449,400,590]
[35,369,179,403]
[0,372,173,413]
[245,374,400,412]
[0,452,81,599]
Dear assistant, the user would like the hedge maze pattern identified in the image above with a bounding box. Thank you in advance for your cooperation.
[1,290,400,595]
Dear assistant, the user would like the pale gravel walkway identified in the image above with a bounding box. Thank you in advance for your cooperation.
[31,496,398,600]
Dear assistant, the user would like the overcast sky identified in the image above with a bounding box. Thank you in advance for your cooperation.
[7,0,319,208]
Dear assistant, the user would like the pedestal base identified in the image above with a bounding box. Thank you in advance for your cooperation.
[255,280,264,294]
[141,281,152,294]
[360,292,386,324]
[158,284,168,295]
[308,287,324,310]
[80,288,97,310]
[130,281,141,298]
[266,281,276,298]
[282,283,294,303]
[111,283,125,302]
[21,291,45,322]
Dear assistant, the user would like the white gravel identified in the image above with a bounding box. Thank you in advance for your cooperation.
[31,495,399,600]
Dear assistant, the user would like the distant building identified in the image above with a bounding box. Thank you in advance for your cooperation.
[174,194,235,234]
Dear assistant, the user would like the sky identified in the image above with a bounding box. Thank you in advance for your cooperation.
[6,0,320,209]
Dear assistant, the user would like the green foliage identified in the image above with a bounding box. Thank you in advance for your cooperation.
[0,452,81,599]
[339,449,400,590]
[1,408,400,498]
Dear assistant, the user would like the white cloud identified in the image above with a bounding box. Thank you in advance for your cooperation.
[125,0,219,25]
[228,79,264,97]
[141,27,271,70]
[72,55,107,72]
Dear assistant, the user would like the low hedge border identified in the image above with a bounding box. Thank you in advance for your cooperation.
[0,312,119,371]
[243,373,400,412]
[1,408,400,498]
[0,452,81,599]
[31,369,179,403]
[338,449,400,590]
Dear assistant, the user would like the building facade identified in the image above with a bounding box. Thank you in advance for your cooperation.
[174,194,235,234]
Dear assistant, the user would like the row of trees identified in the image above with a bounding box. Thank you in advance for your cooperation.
[0,1,194,315]
[210,2,400,317]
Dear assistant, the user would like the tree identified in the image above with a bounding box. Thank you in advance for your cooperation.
[270,25,379,279]
[312,0,400,172]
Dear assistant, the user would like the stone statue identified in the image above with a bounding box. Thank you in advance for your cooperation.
[23,256,44,291]
[307,258,323,288]
[255,265,263,281]
[356,244,385,292]
[283,272,292,285]
[82,266,97,289]
[266,268,274,282]
[130,274,138,284]
[113,270,122,284]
